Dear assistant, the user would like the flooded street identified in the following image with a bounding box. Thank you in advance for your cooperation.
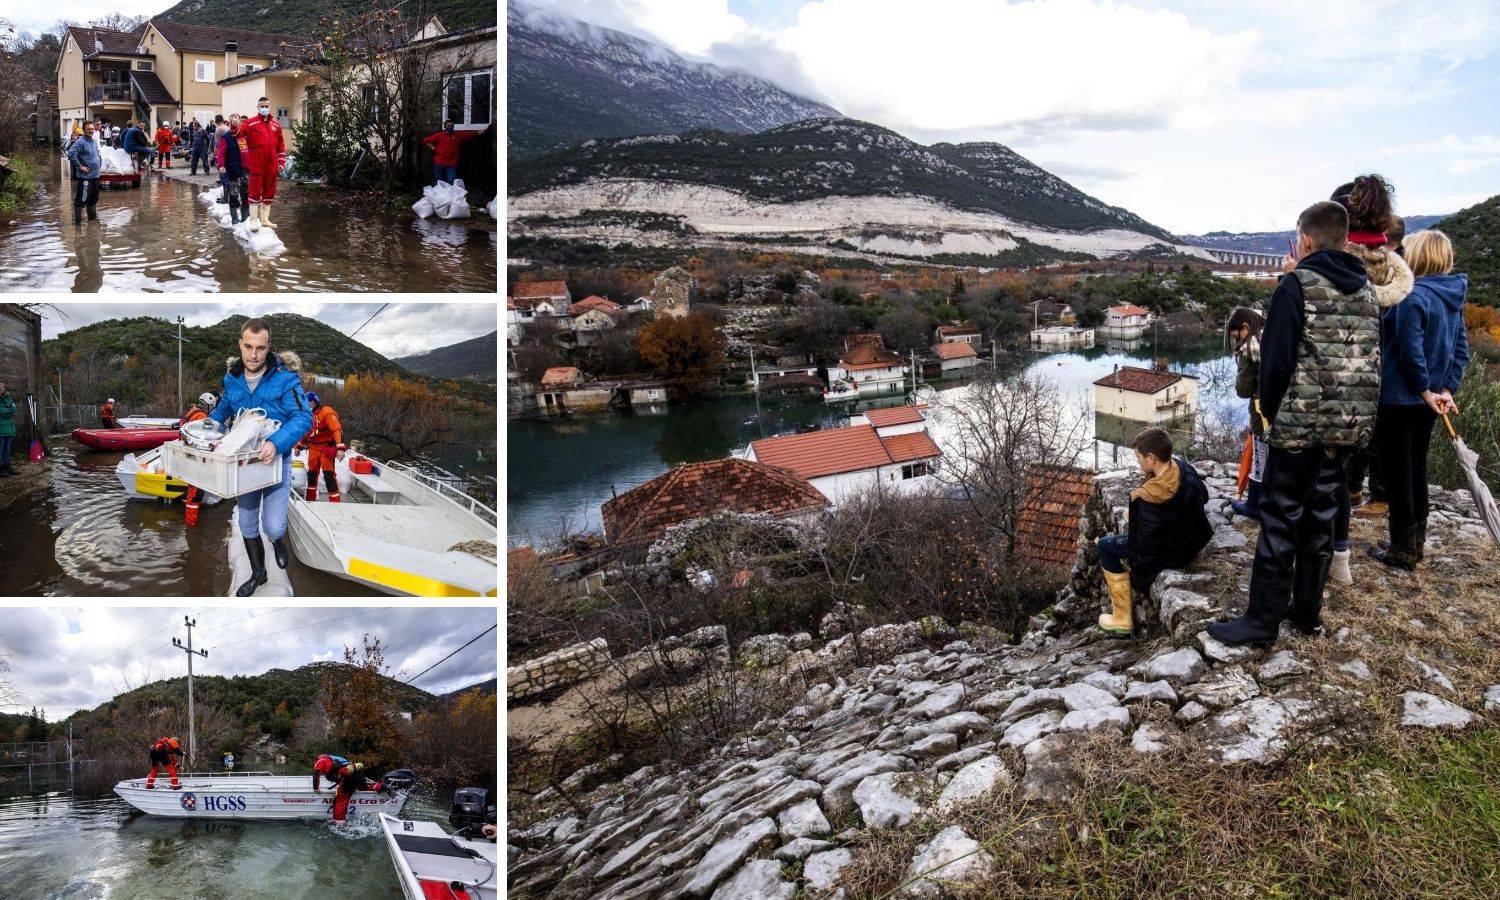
[0,444,374,597]
[0,773,453,899]
[0,157,497,293]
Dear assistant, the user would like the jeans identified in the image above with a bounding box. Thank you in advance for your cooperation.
[1376,403,1439,532]
[1098,533,1129,574]
[0,434,12,467]
[237,455,293,540]
[434,164,458,184]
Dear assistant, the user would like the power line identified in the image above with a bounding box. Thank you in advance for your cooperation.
[405,624,496,687]
[349,304,390,340]
[208,608,392,651]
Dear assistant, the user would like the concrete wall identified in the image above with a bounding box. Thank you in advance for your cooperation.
[58,36,84,112]
[0,306,45,438]
[808,463,935,506]
[507,638,610,701]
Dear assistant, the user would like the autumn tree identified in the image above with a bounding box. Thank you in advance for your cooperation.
[323,635,407,770]
[878,305,931,354]
[636,313,726,398]
[339,372,455,458]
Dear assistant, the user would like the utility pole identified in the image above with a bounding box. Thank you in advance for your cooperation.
[171,616,208,769]
[992,339,999,376]
[173,316,189,415]
[909,348,917,398]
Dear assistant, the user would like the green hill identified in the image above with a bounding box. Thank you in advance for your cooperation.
[155,0,496,36]
[393,331,498,383]
[1437,194,1499,308]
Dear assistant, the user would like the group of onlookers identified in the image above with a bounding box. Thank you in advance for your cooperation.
[1094,173,1470,649]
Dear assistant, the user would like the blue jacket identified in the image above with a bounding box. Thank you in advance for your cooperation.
[191,128,210,152]
[66,136,101,180]
[122,126,150,154]
[1380,273,1469,405]
[210,352,313,456]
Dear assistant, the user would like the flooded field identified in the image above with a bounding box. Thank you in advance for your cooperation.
[0,157,497,293]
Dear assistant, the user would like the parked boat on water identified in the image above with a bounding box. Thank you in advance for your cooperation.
[118,415,183,429]
[379,813,498,900]
[74,427,181,452]
[116,444,224,505]
[113,771,412,821]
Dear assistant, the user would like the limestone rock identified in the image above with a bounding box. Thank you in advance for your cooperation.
[1079,671,1129,699]
[1210,525,1249,549]
[1174,701,1210,725]
[1123,679,1178,705]
[910,683,966,719]
[908,732,960,759]
[774,837,832,860]
[1000,683,1119,723]
[1257,651,1311,685]
[739,634,792,666]
[1486,685,1500,714]
[1191,686,1353,764]
[903,826,994,899]
[1159,587,1218,636]
[1128,646,1208,685]
[1059,706,1131,735]
[1185,665,1261,710]
[935,755,1012,813]
[777,797,830,840]
[711,859,795,900]
[852,771,931,828]
[1197,631,1259,665]
[821,752,907,816]
[1406,656,1456,693]
[1020,734,1083,802]
[1131,722,1173,754]
[1400,691,1474,729]
[680,817,778,896]
[1000,710,1065,749]
[804,848,854,895]
[1336,658,1373,681]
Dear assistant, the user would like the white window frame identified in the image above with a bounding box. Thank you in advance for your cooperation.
[134,60,154,71]
[239,64,259,76]
[441,68,492,131]
[194,109,215,127]
[194,60,215,83]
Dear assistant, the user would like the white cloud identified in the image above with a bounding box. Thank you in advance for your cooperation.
[531,0,751,55]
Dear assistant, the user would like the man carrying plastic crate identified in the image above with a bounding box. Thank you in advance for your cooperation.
[209,318,312,597]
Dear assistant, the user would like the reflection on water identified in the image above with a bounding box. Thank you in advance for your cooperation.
[0,445,374,597]
[0,773,448,898]
[0,156,497,293]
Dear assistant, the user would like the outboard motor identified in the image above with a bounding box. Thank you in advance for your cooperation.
[382,768,417,793]
[449,787,494,828]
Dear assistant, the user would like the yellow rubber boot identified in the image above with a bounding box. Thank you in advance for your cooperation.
[260,203,275,229]
[246,202,261,232]
[1098,569,1134,635]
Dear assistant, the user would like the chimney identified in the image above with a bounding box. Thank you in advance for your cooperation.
[224,41,238,79]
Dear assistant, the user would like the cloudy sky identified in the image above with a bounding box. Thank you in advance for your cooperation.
[36,301,498,360]
[523,0,1500,233]
[0,606,498,720]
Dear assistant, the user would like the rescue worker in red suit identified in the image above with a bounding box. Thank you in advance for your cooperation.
[145,736,183,789]
[154,123,177,169]
[100,398,117,428]
[178,392,217,527]
[296,391,346,502]
[313,755,385,822]
[241,96,286,232]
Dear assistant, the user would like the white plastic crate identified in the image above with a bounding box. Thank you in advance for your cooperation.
[161,441,283,498]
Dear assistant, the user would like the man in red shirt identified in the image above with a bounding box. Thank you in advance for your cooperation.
[241,96,287,230]
[422,120,477,185]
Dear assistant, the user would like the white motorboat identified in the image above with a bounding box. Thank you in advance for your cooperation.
[116,445,225,505]
[824,381,859,402]
[379,813,499,900]
[286,453,497,597]
[118,415,182,429]
[113,771,410,821]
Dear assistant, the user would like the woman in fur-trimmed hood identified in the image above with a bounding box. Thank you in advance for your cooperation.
[1333,175,1413,309]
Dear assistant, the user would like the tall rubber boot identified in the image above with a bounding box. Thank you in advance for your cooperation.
[87,205,98,221]
[74,204,83,226]
[325,471,340,503]
[305,486,318,502]
[1369,524,1420,571]
[272,536,289,569]
[247,202,261,232]
[260,202,275,229]
[236,536,268,596]
[1230,478,1261,519]
[1097,569,1134,635]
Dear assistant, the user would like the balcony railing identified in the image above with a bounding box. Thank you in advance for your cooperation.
[88,84,132,103]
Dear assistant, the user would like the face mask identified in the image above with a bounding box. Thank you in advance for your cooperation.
[259,107,270,117]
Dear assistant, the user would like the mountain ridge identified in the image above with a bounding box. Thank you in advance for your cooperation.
[393,330,498,383]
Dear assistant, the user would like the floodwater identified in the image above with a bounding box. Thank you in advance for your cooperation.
[0,443,372,597]
[506,340,1243,543]
[0,772,458,899]
[0,156,497,293]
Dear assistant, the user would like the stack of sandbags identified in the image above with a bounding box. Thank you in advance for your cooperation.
[210,201,234,227]
[231,219,287,255]
[412,179,471,219]
[198,188,220,206]
[486,197,497,220]
[99,147,136,175]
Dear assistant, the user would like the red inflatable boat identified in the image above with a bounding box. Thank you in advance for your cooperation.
[73,427,180,452]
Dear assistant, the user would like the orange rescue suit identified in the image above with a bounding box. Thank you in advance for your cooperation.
[302,405,344,501]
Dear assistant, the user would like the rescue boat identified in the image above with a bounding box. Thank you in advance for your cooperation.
[285,452,498,597]
[113,770,412,821]
[379,813,499,900]
[118,415,183,429]
[74,427,181,452]
[115,444,225,505]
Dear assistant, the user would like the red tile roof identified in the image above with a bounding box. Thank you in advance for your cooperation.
[841,333,902,370]
[936,323,980,336]
[1109,304,1151,317]
[863,405,926,428]
[751,425,893,479]
[540,366,581,389]
[934,342,977,361]
[1015,465,1095,567]
[601,458,828,545]
[511,280,570,299]
[147,19,308,57]
[570,295,623,316]
[1093,366,1189,394]
[881,431,941,463]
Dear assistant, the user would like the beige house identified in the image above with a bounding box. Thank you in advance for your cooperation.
[56,19,305,139]
[218,18,495,157]
[1092,366,1200,425]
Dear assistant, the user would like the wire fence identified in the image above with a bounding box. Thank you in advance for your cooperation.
[44,405,102,432]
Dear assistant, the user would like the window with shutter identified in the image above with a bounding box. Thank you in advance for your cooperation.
[195,61,215,82]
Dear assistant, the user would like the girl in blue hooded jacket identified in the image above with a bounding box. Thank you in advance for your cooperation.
[1370,230,1469,571]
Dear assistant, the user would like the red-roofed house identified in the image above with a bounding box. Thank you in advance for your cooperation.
[1093,365,1199,424]
[601,458,828,545]
[933,340,979,374]
[1014,465,1095,568]
[851,404,929,437]
[510,281,573,316]
[828,333,907,398]
[746,422,941,504]
[1104,304,1153,338]
[935,322,982,347]
[570,296,625,335]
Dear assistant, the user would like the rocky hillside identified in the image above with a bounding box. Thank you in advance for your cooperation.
[507,462,1500,897]
[393,330,498,383]
[508,3,839,159]
[1436,194,1499,308]
[156,0,495,35]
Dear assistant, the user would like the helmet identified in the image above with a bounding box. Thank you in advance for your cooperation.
[305,391,320,406]
[107,398,116,404]
[167,737,181,750]
[198,392,217,408]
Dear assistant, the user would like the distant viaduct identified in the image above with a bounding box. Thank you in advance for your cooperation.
[1200,248,1284,268]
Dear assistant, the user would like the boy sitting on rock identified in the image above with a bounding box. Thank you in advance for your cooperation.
[1097,427,1214,634]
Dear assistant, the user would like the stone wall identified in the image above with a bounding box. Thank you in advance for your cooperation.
[507,638,610,702]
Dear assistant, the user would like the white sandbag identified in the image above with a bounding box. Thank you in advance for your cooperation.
[412,196,434,218]
[198,189,220,205]
[486,197,497,219]
[439,199,471,220]
[211,202,231,218]
[244,229,285,255]
[98,147,136,175]
[215,211,234,228]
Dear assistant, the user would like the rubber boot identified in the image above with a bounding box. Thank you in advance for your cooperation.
[272,536,289,569]
[73,204,83,226]
[260,202,275,229]
[236,536,268,596]
[87,205,98,221]
[305,486,318,502]
[247,202,261,232]
[1412,522,1427,563]
[1097,569,1133,635]
[1369,524,1419,571]
[1230,478,1261,519]
[1289,553,1331,637]
[1328,549,1352,586]
[325,472,340,503]
[229,204,240,225]
[1206,613,1279,648]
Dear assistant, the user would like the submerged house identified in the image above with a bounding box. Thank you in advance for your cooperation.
[827,333,906,398]
[600,458,828,546]
[1101,304,1152,338]
[1092,365,1199,425]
